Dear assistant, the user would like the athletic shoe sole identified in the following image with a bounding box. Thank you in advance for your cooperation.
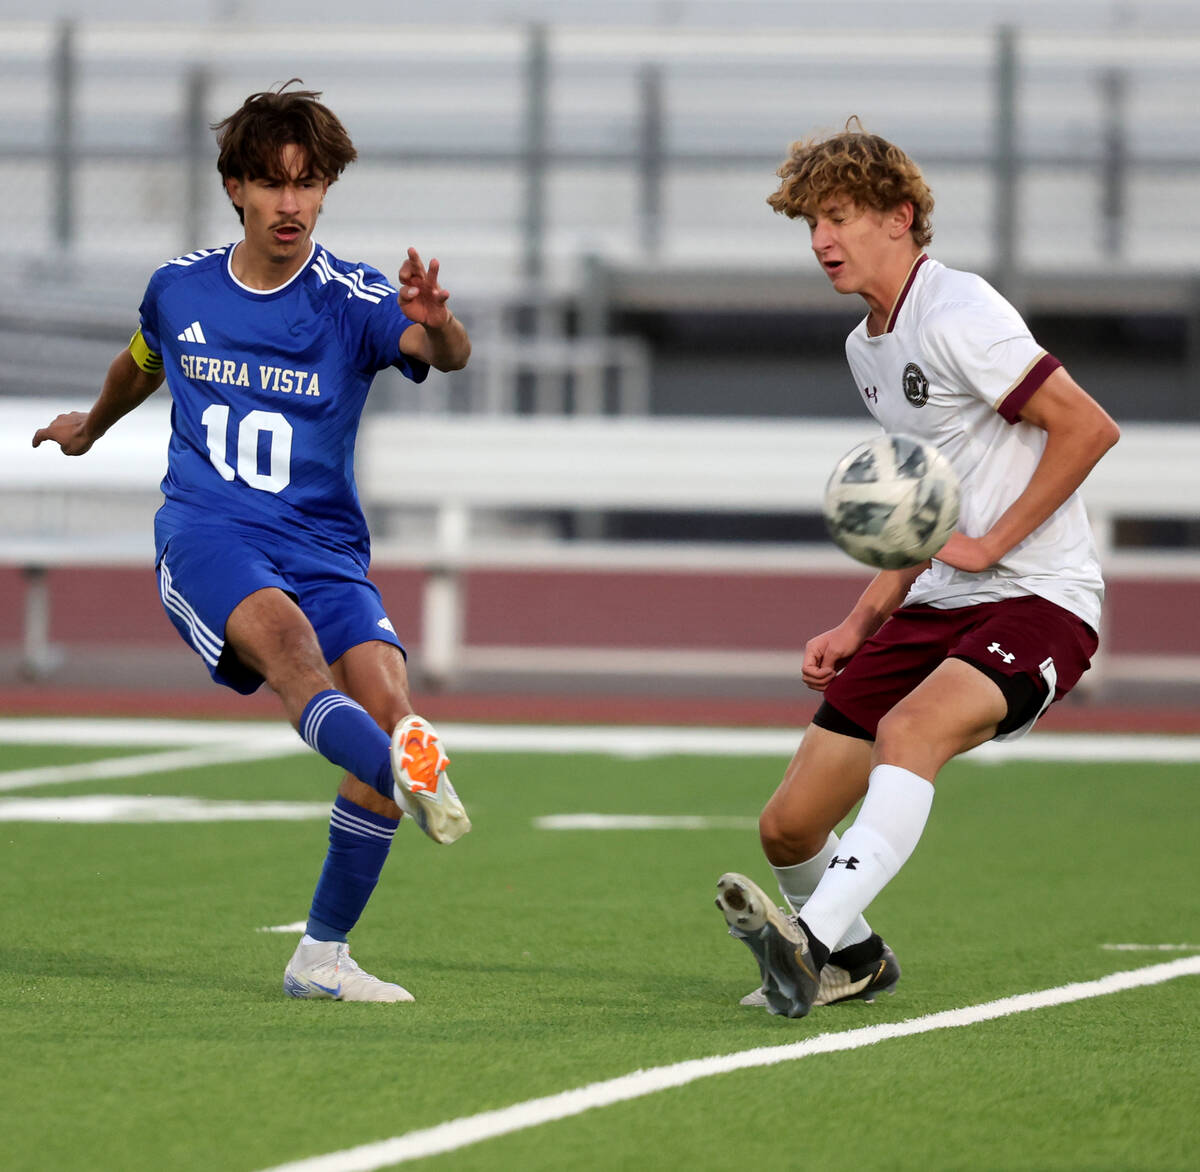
[716,872,820,1019]
[391,715,471,845]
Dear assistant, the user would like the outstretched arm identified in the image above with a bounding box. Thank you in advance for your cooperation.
[32,347,165,456]
[936,366,1120,573]
[396,246,471,372]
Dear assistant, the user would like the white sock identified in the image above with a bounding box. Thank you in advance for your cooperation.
[797,763,935,954]
[772,832,872,951]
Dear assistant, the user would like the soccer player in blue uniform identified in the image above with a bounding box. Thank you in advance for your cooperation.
[33,82,472,1002]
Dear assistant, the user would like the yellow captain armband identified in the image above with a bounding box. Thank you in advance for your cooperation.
[129,328,163,374]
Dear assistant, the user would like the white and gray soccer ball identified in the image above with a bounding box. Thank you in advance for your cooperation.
[822,433,960,570]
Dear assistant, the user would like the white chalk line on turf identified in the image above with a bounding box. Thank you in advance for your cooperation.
[256,957,1200,1172]
[1,718,1198,763]
[535,814,759,831]
[0,794,331,822]
[0,742,311,793]
[1102,943,1200,952]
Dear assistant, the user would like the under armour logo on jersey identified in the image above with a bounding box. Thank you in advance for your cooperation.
[828,855,859,870]
[177,321,207,344]
[862,385,879,403]
[987,641,1016,664]
[377,617,396,634]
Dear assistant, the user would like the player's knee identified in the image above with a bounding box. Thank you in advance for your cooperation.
[758,803,826,866]
[874,703,932,758]
[256,633,333,705]
[366,696,412,736]
[874,703,962,776]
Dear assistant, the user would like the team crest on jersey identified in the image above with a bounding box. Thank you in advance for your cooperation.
[902,362,929,407]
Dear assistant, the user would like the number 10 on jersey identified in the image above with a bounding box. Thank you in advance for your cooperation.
[201,405,293,493]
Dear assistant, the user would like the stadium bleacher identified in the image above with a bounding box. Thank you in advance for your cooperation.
[1,9,1197,725]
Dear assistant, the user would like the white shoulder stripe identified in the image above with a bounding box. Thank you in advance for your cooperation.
[310,253,396,304]
[158,245,231,270]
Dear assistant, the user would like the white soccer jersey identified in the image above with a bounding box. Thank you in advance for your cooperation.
[843,254,1103,631]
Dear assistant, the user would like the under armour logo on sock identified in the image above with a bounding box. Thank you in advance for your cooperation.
[828,855,860,870]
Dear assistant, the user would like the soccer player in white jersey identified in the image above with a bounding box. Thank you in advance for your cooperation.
[715,122,1121,1017]
[33,82,473,1003]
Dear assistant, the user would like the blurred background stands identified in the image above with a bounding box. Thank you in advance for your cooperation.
[0,3,1198,717]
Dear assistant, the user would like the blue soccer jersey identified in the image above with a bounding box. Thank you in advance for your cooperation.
[135,241,428,566]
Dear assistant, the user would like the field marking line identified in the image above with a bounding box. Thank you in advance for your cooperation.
[1,719,1198,762]
[0,718,300,747]
[0,742,310,793]
[256,956,1200,1172]
[1101,943,1200,952]
[534,814,759,830]
[0,794,332,822]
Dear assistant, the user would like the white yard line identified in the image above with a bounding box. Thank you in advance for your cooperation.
[0,718,299,747]
[0,795,331,822]
[1101,943,1200,952]
[535,814,759,830]
[0,718,1198,763]
[0,743,314,793]
[255,957,1200,1172]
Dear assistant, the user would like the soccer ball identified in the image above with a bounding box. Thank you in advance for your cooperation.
[822,433,960,570]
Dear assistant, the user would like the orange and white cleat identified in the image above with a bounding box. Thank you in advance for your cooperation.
[390,714,471,844]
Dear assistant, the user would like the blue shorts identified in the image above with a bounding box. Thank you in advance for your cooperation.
[156,525,404,694]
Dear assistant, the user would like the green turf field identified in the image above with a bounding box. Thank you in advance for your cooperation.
[0,722,1197,1171]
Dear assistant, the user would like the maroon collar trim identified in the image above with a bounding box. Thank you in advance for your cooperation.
[883,253,929,334]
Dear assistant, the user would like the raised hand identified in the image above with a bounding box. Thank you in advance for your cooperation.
[397,247,452,329]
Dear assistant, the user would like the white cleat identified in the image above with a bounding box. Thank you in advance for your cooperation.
[283,938,414,1003]
[391,714,471,845]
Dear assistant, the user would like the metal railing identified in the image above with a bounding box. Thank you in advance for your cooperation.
[4,21,1199,281]
[2,19,1199,414]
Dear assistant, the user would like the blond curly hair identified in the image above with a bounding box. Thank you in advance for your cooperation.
[767,119,934,247]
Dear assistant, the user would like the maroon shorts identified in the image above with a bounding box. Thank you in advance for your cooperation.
[823,595,1099,739]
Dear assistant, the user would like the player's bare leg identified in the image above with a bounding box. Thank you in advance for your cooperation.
[759,724,873,866]
[331,640,412,819]
[724,723,900,1013]
[226,593,465,998]
[335,638,468,842]
[872,656,1007,777]
[780,659,1006,1015]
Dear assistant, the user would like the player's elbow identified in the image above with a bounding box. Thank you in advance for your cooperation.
[1092,412,1121,461]
[1072,399,1120,466]
[436,339,471,373]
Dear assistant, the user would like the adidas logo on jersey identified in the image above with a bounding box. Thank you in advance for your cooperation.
[177,321,207,344]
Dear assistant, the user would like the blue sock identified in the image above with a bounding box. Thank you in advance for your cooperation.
[307,794,400,941]
[299,690,395,800]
